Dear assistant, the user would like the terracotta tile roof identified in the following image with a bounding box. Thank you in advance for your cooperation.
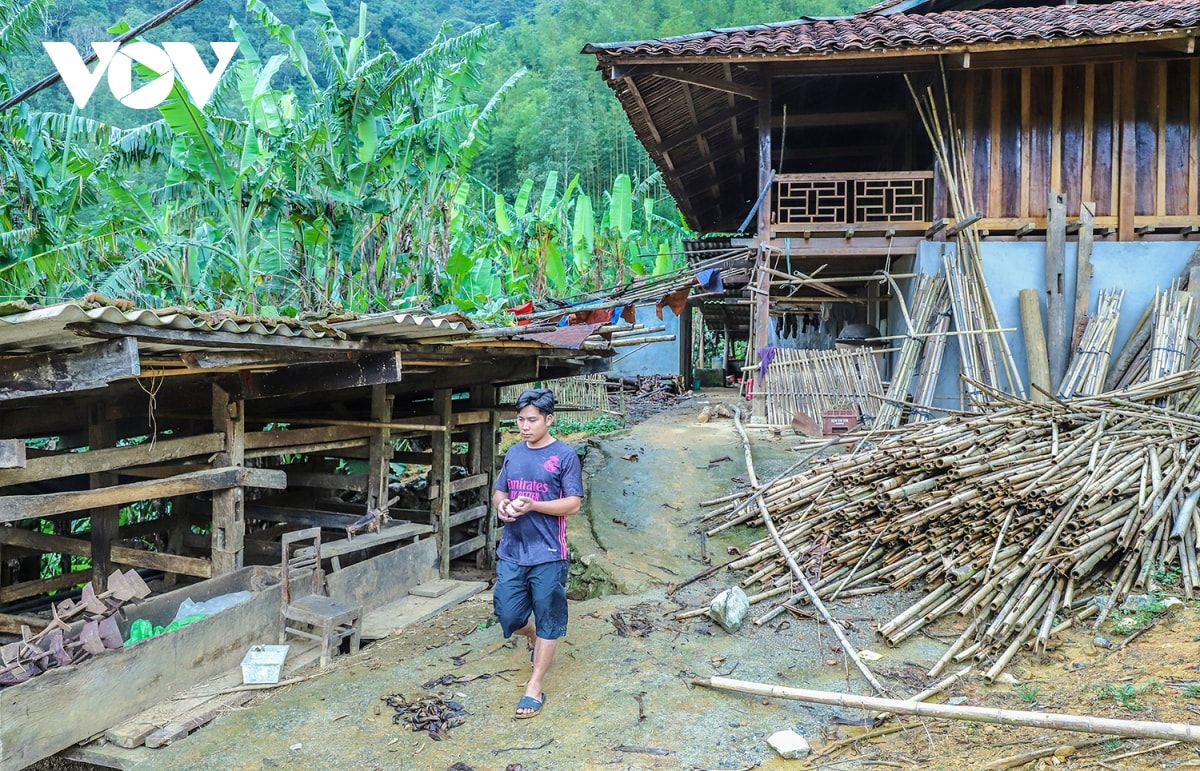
[584,0,1200,58]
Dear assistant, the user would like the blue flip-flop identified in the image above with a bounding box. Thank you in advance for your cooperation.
[515,692,545,719]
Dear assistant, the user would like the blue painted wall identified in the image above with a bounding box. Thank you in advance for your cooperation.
[895,241,1198,412]
[605,304,682,376]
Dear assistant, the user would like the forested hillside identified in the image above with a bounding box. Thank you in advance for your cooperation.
[1,0,868,315]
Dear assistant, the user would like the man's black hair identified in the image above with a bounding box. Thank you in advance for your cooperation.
[516,388,556,415]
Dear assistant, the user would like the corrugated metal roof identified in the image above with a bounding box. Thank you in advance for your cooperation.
[585,0,1200,58]
[329,312,471,341]
[0,302,344,355]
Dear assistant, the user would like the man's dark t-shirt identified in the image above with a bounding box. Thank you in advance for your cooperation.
[495,439,584,566]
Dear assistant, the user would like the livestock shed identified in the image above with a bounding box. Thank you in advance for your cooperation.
[587,0,1200,422]
[0,298,619,769]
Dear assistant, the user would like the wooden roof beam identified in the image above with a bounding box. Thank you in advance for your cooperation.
[773,110,907,128]
[644,67,765,100]
[653,103,752,153]
[664,138,755,179]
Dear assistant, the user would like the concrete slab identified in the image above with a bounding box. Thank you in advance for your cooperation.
[360,579,488,640]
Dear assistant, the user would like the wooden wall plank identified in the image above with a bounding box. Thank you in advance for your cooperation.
[0,433,225,488]
[1082,63,1095,206]
[989,69,1003,217]
[88,405,119,589]
[1156,61,1168,216]
[0,467,285,523]
[1020,67,1032,218]
[1119,52,1137,240]
[1191,59,1200,216]
[0,338,139,402]
[1061,65,1085,215]
[1051,65,1064,198]
[1166,60,1192,216]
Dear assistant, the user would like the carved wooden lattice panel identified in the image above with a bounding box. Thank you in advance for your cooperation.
[854,177,928,223]
[776,178,847,225]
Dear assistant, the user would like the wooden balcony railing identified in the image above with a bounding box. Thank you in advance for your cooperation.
[773,171,933,233]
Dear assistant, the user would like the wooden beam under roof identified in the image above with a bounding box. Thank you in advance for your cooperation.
[645,67,765,100]
[237,351,402,400]
[664,138,755,179]
[652,103,754,154]
[771,110,907,128]
[0,337,139,402]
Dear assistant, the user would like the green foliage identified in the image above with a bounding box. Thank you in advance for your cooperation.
[1183,684,1200,699]
[553,415,621,436]
[1151,561,1182,587]
[1014,682,1039,703]
[1110,594,1170,634]
[1090,680,1161,712]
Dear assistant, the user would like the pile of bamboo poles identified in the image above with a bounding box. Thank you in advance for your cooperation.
[1057,288,1123,399]
[762,347,884,427]
[697,371,1200,682]
[877,274,951,428]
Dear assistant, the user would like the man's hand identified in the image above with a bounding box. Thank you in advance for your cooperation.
[509,496,536,516]
[497,498,516,523]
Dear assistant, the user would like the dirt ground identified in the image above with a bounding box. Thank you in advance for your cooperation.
[36,389,1200,770]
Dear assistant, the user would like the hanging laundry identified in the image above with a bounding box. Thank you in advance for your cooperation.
[655,287,690,320]
[696,268,724,294]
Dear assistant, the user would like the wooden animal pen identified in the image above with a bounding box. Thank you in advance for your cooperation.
[0,300,616,769]
[500,375,617,424]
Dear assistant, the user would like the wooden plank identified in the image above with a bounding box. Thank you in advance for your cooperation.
[1020,67,1031,217]
[448,473,490,495]
[89,405,118,589]
[144,692,256,748]
[1046,192,1068,390]
[0,432,224,488]
[473,384,499,571]
[0,570,85,603]
[245,503,375,528]
[286,471,369,493]
[0,338,139,402]
[1073,202,1097,351]
[0,612,48,635]
[294,521,434,562]
[360,579,487,641]
[211,385,246,575]
[238,352,402,400]
[0,440,25,469]
[1119,51,1138,240]
[448,504,488,528]
[448,534,487,561]
[326,536,438,612]
[1082,64,1095,205]
[0,566,282,771]
[0,466,286,523]
[0,527,212,578]
[366,386,392,512]
[1156,61,1168,217]
[989,69,1003,216]
[1051,65,1063,196]
[1191,59,1199,217]
[430,389,452,579]
[243,424,373,450]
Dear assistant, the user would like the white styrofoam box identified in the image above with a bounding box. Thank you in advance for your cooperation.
[241,644,289,684]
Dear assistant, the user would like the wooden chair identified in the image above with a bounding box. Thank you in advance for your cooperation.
[279,527,363,668]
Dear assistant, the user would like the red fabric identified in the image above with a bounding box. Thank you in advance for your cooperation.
[655,287,690,320]
[621,304,636,324]
[578,309,611,325]
[509,300,534,326]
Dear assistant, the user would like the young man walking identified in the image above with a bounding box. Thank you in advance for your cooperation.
[493,388,583,719]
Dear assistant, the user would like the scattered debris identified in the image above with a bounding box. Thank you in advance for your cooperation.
[421,672,493,689]
[610,606,654,638]
[382,692,467,741]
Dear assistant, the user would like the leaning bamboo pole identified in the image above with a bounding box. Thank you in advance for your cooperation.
[693,677,1200,743]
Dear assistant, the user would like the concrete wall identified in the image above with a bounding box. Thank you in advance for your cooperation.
[894,241,1197,413]
[605,304,682,376]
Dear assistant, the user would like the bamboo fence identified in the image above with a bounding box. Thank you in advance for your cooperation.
[501,375,615,423]
[762,347,885,429]
[694,371,1200,681]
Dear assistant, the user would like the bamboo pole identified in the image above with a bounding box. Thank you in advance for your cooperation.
[692,676,1200,743]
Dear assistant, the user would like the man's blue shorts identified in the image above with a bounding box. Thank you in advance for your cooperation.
[493,559,569,640]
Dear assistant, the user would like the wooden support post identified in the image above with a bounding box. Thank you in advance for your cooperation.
[1073,202,1096,351]
[366,385,394,513]
[89,404,119,590]
[1020,289,1051,404]
[471,385,499,570]
[752,68,772,421]
[430,389,452,578]
[1045,192,1068,391]
[211,385,246,575]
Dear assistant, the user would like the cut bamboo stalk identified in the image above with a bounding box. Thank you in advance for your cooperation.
[694,676,1200,742]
